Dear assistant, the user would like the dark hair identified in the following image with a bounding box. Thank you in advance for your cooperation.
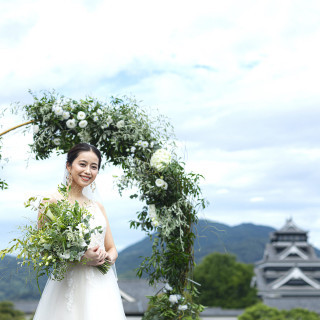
[67,143,102,170]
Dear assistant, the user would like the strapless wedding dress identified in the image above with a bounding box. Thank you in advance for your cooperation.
[33,201,126,320]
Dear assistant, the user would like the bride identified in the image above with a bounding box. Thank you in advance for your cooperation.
[33,143,126,320]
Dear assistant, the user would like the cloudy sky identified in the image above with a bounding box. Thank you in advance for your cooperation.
[1,0,320,252]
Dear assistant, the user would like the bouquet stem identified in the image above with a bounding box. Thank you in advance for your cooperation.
[96,260,111,275]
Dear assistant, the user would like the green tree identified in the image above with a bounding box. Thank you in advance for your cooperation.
[193,253,258,308]
[0,301,26,320]
[239,303,320,320]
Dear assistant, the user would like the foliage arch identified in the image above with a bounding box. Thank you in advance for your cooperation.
[0,91,207,319]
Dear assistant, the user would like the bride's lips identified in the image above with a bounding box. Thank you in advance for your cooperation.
[80,175,91,182]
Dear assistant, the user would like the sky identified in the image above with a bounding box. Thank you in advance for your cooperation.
[1,0,320,251]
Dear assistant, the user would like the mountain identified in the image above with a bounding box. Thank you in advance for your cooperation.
[1,219,319,299]
[116,219,277,278]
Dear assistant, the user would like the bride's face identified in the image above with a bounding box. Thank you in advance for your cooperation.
[67,150,99,188]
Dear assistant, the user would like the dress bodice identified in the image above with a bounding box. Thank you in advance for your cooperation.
[86,201,107,249]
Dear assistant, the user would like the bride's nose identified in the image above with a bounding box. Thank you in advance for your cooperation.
[84,166,92,175]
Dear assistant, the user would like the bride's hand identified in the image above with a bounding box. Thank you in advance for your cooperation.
[105,251,117,265]
[82,245,108,266]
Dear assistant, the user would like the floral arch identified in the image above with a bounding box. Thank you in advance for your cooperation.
[0,91,207,320]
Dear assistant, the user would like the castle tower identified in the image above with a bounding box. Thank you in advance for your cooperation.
[255,218,320,313]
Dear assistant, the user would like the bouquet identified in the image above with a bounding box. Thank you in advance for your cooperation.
[0,184,110,288]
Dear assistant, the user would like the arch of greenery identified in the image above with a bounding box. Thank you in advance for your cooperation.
[0,91,207,320]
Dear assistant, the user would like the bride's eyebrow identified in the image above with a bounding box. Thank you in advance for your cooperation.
[78,160,98,165]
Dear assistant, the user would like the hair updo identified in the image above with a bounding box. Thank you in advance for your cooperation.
[66,143,102,170]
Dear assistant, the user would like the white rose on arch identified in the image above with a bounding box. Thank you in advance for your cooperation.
[62,111,70,120]
[33,125,39,134]
[66,119,76,129]
[77,111,86,120]
[116,120,125,129]
[169,295,179,304]
[150,149,171,171]
[54,106,63,116]
[155,178,168,190]
[53,138,60,145]
[148,204,157,219]
[79,120,88,128]
[178,305,188,311]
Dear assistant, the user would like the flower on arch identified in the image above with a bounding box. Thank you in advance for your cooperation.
[33,125,39,134]
[77,111,86,120]
[53,138,60,145]
[155,178,168,190]
[62,111,70,120]
[150,149,171,171]
[79,120,88,128]
[66,119,76,129]
[116,120,125,129]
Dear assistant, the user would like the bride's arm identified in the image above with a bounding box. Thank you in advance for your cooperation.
[96,202,118,265]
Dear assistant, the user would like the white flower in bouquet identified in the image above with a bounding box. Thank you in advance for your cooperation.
[33,125,39,134]
[178,305,188,311]
[101,123,109,129]
[116,120,125,129]
[54,106,63,116]
[79,120,88,128]
[58,250,71,260]
[141,141,149,148]
[131,146,136,153]
[62,111,70,120]
[136,140,142,146]
[97,109,103,115]
[150,141,155,148]
[165,283,173,291]
[77,111,86,120]
[93,115,99,122]
[169,295,179,304]
[155,178,168,190]
[53,138,61,145]
[107,115,113,123]
[150,149,171,171]
[66,119,77,129]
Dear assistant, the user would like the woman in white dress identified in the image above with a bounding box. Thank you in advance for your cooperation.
[33,143,126,320]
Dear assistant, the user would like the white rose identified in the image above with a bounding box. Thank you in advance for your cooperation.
[131,146,136,153]
[93,116,99,122]
[66,119,76,129]
[165,283,173,291]
[116,120,125,129]
[150,149,171,171]
[77,111,86,120]
[148,204,157,219]
[169,295,179,304]
[151,218,160,227]
[155,178,168,190]
[62,111,70,120]
[141,141,149,148]
[97,109,103,115]
[79,120,88,128]
[54,106,63,116]
[53,138,60,145]
[178,305,188,311]
[33,125,39,134]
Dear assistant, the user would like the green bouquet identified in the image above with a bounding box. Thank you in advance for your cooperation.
[0,184,110,287]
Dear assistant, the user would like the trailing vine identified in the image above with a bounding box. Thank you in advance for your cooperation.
[0,90,207,319]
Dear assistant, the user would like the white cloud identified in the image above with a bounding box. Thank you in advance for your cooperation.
[2,0,320,251]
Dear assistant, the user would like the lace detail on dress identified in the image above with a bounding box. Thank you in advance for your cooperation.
[65,269,75,312]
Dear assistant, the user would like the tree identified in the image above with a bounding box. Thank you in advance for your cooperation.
[239,303,320,320]
[0,301,26,320]
[193,252,258,308]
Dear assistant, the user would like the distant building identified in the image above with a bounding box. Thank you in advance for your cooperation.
[255,218,320,313]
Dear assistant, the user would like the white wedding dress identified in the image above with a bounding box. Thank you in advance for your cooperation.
[33,201,126,320]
